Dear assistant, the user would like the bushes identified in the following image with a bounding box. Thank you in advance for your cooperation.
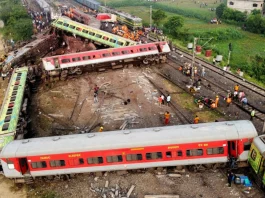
[245,14,265,34]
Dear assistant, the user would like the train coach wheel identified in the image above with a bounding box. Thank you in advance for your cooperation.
[60,70,68,81]
[143,58,149,65]
[75,68,82,75]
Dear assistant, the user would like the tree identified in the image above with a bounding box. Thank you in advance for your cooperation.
[251,9,261,15]
[164,16,184,36]
[152,9,166,26]
[216,3,226,18]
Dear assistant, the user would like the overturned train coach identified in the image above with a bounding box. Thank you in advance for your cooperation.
[0,120,258,183]
[42,41,170,80]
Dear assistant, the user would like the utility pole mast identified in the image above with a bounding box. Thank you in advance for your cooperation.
[227,43,232,66]
[191,37,197,82]
[150,5,152,29]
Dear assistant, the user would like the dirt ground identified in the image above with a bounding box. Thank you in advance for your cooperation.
[31,67,182,137]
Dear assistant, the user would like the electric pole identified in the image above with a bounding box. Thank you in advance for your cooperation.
[150,5,152,29]
[227,43,232,66]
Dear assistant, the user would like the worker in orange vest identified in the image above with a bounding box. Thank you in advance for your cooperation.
[98,126,104,132]
[226,96,232,107]
[194,115,199,124]
[234,84,239,92]
[215,95,219,107]
[164,111,170,125]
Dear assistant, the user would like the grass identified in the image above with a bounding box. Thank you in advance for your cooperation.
[115,3,265,86]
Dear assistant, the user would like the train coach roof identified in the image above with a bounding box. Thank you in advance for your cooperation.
[0,120,257,158]
[253,135,265,158]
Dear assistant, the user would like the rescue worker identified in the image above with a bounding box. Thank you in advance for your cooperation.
[241,97,248,107]
[250,109,255,120]
[194,115,199,124]
[226,96,232,107]
[99,126,104,132]
[158,96,162,107]
[234,84,239,92]
[164,111,170,125]
[211,101,216,109]
[215,95,219,107]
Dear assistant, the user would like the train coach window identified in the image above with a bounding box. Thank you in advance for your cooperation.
[82,56,91,60]
[63,23,69,27]
[117,41,124,46]
[149,46,157,50]
[82,29,89,34]
[88,157,103,164]
[207,147,224,155]
[146,152,163,160]
[57,21,63,25]
[72,57,81,62]
[112,52,121,56]
[103,53,111,57]
[106,155,123,163]
[7,160,14,169]
[62,59,70,63]
[126,154,142,161]
[166,151,172,158]
[244,141,251,151]
[69,25,76,29]
[121,50,129,54]
[50,160,65,167]
[76,27,82,31]
[109,39,116,43]
[95,34,102,38]
[177,150,183,156]
[125,41,130,46]
[250,149,257,160]
[140,48,147,52]
[89,32,95,36]
[186,149,203,157]
[31,161,47,169]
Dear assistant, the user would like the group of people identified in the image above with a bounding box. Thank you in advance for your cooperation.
[158,94,171,107]
[28,10,51,34]
[225,84,248,107]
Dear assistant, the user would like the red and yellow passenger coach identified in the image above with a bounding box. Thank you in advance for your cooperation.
[0,120,257,181]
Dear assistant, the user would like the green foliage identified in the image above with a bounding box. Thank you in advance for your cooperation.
[246,14,265,34]
[249,55,265,81]
[0,1,33,41]
[107,0,213,22]
[216,3,226,18]
[251,9,261,15]
[222,7,247,22]
[152,9,166,26]
[193,28,243,42]
[164,16,184,37]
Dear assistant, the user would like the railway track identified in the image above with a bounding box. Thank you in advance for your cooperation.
[169,46,265,99]
[166,59,265,122]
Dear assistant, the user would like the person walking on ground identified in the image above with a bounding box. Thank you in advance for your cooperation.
[250,109,255,120]
[94,92,98,103]
[164,111,170,125]
[161,94,165,105]
[226,96,232,107]
[166,94,171,106]
[194,115,199,124]
[94,84,99,94]
[227,171,234,187]
[241,97,247,107]
[215,95,219,107]
[234,84,239,92]
[158,96,162,107]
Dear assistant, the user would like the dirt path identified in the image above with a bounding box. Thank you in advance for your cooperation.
[0,175,27,198]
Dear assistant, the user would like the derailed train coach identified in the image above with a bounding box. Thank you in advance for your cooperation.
[0,120,258,183]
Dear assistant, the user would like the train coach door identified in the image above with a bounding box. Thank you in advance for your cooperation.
[53,58,60,69]
[228,141,237,158]
[19,158,29,175]
[156,44,162,53]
